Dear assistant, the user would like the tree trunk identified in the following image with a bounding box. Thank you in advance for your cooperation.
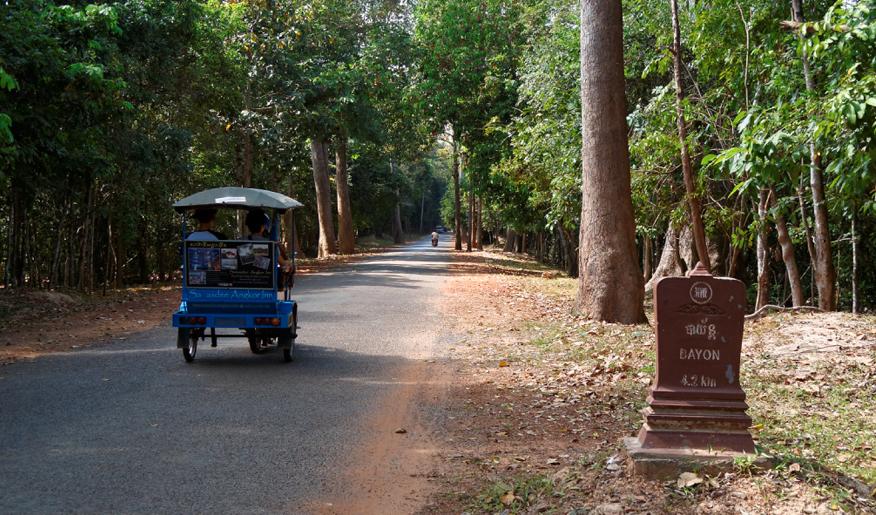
[796,183,817,304]
[466,190,474,252]
[390,159,404,244]
[791,0,835,310]
[238,131,254,234]
[578,0,646,323]
[419,190,425,234]
[504,229,516,252]
[335,134,355,254]
[851,213,858,314]
[6,182,26,287]
[560,226,578,278]
[452,141,462,251]
[670,0,710,271]
[755,189,770,311]
[769,187,804,307]
[642,236,653,282]
[310,138,337,258]
[392,189,404,244]
[645,223,684,292]
[285,175,301,257]
[475,197,483,251]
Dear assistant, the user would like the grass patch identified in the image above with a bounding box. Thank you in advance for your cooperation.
[746,366,876,487]
[470,475,555,513]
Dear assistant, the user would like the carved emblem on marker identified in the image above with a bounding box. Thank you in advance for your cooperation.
[689,282,713,304]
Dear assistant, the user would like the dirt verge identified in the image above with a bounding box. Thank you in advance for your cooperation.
[424,249,876,514]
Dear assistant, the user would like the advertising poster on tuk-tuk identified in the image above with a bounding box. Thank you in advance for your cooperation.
[186,241,274,289]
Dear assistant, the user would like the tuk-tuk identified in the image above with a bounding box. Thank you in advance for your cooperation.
[171,187,302,363]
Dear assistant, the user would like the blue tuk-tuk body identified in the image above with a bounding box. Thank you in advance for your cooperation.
[171,187,302,363]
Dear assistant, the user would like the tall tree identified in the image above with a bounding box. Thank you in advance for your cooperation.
[669,0,710,271]
[452,139,463,250]
[335,133,355,254]
[311,138,337,257]
[577,0,646,323]
[791,0,835,310]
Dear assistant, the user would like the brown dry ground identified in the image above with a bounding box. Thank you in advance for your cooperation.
[421,249,876,515]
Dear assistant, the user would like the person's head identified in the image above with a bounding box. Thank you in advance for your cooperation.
[193,208,218,229]
[245,208,268,235]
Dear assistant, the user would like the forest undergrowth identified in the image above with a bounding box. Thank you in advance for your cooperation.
[427,248,876,514]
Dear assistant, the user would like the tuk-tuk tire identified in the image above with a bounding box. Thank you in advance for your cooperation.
[280,334,294,362]
[280,309,297,363]
[180,328,197,362]
[248,336,267,354]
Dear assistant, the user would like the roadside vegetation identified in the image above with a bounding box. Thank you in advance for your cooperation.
[430,248,876,514]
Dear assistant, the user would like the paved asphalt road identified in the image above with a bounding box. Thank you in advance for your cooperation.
[0,235,451,513]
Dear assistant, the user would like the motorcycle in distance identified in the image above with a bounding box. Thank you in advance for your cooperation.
[431,231,439,247]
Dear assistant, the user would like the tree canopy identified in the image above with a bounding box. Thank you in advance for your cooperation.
[1,0,873,314]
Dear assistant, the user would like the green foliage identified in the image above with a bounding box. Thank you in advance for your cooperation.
[0,0,442,287]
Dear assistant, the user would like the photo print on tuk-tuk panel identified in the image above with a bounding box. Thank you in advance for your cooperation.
[188,247,221,271]
[252,244,271,270]
[188,271,207,285]
[237,243,255,266]
[221,248,238,270]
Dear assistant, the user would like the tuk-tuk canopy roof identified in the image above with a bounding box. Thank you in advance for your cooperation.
[173,187,303,213]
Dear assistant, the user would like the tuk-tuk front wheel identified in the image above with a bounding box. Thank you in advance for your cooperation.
[179,328,198,362]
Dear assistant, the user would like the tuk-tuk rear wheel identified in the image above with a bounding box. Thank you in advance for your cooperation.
[248,335,268,354]
[180,328,197,362]
[280,323,295,363]
[280,335,293,362]
[282,310,298,363]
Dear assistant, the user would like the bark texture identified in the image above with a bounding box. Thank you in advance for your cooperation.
[755,189,771,310]
[285,175,300,256]
[452,143,463,251]
[769,187,804,307]
[504,229,516,252]
[467,190,474,252]
[577,0,646,323]
[475,198,483,251]
[645,224,684,293]
[670,0,710,271]
[390,159,404,244]
[335,135,355,254]
[642,236,652,282]
[310,138,337,258]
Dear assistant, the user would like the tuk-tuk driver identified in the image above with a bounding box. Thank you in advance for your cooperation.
[188,208,227,241]
[245,209,293,272]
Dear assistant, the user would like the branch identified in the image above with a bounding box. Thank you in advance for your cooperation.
[779,20,849,34]
[745,304,823,320]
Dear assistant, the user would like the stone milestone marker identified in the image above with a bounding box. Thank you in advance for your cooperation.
[625,262,758,478]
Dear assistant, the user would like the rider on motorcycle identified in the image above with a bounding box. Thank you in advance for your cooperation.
[431,231,439,246]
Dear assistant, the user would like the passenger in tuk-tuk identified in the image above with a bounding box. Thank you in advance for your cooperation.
[187,208,228,241]
[245,208,293,272]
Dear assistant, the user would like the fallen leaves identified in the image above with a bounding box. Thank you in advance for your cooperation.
[677,472,704,488]
[436,257,876,515]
